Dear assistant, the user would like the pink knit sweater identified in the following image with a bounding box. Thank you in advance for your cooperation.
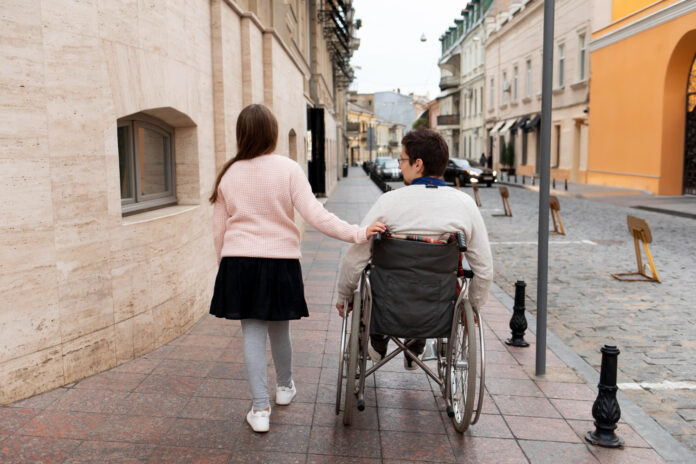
[213,154,368,262]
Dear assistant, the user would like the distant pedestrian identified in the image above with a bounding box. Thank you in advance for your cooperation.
[486,154,493,169]
[209,104,385,433]
[479,153,486,167]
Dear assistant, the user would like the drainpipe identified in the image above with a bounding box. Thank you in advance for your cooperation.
[308,0,319,106]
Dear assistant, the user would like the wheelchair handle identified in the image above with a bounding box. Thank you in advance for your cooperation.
[455,232,467,252]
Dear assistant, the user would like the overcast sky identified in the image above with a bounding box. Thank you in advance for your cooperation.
[350,0,465,99]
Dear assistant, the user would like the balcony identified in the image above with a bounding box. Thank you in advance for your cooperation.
[346,122,360,133]
[439,75,460,90]
[437,114,460,126]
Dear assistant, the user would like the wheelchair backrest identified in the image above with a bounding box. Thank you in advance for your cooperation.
[369,235,460,339]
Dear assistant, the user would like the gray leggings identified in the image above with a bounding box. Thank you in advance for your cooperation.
[241,319,293,410]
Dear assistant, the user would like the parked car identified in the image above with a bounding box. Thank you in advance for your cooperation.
[444,158,497,187]
[371,156,393,175]
[379,158,402,180]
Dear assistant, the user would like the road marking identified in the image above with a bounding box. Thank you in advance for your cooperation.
[618,381,696,391]
[490,240,596,245]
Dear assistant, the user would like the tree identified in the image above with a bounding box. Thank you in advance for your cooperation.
[506,139,515,168]
[412,117,428,129]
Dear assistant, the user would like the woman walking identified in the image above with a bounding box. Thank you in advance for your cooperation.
[209,104,385,432]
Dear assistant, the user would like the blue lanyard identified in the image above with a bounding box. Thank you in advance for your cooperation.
[411,176,446,187]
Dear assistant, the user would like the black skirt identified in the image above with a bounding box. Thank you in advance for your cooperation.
[209,257,309,321]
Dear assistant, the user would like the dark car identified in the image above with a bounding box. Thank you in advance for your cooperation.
[444,158,497,187]
[378,158,402,180]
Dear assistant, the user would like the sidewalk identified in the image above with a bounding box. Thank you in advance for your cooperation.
[0,168,675,463]
[498,176,696,219]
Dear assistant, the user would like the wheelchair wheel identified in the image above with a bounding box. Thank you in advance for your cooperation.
[335,303,350,416]
[448,298,477,433]
[342,289,362,425]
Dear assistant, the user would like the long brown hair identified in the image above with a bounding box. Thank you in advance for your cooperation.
[209,104,278,203]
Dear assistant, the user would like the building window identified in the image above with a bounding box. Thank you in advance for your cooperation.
[558,44,565,88]
[578,33,587,81]
[526,59,532,98]
[502,72,508,105]
[490,78,494,108]
[117,114,176,213]
[513,66,518,102]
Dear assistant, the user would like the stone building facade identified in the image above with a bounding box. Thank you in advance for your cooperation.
[484,0,591,181]
[1,0,357,404]
[437,0,493,162]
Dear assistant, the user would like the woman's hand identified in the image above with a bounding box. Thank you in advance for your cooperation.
[366,221,387,238]
[335,302,353,317]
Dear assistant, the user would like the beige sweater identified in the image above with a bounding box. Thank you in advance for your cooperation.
[337,184,494,309]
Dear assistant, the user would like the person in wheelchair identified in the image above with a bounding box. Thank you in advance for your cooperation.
[336,128,493,369]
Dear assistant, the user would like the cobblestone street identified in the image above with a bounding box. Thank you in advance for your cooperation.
[446,182,696,452]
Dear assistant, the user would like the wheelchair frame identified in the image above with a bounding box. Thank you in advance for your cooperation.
[335,265,486,432]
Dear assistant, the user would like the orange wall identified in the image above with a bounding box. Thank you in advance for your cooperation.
[611,0,660,21]
[588,10,696,194]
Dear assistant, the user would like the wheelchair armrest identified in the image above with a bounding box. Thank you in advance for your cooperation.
[455,232,467,252]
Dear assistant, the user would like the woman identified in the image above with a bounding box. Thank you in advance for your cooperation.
[209,104,385,432]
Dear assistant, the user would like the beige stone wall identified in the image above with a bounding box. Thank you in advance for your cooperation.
[484,0,590,179]
[1,0,349,405]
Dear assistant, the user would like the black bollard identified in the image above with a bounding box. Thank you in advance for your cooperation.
[532,176,535,186]
[505,281,530,347]
[522,175,525,185]
[552,178,556,189]
[514,174,517,183]
[564,179,568,191]
[585,345,624,448]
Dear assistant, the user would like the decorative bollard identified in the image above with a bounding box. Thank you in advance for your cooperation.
[564,179,568,191]
[552,178,556,189]
[505,281,529,347]
[586,345,624,448]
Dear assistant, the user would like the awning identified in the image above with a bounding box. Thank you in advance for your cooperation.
[488,120,505,134]
[499,119,517,134]
[525,114,541,131]
[436,87,461,100]
[511,116,529,132]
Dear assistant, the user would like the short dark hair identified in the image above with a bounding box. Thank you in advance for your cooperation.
[401,129,449,177]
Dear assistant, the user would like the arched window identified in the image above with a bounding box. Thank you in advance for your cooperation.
[289,129,297,161]
[117,113,176,213]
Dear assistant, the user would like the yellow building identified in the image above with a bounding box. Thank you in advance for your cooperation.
[346,102,377,164]
[588,0,696,194]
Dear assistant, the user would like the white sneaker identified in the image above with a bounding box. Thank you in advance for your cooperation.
[275,380,297,406]
[246,407,271,433]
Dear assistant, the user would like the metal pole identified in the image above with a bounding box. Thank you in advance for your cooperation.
[536,0,555,377]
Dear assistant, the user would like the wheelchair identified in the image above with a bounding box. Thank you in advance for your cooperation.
[335,231,486,432]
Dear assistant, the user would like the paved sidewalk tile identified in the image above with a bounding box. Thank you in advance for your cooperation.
[1,168,672,463]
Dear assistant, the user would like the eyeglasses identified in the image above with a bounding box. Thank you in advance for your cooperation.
[397,157,410,165]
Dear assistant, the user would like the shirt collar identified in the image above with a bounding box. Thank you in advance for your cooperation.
[411,176,446,187]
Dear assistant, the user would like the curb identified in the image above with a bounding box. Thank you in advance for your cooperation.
[489,282,696,464]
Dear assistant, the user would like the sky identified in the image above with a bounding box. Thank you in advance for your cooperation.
[350,0,465,99]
